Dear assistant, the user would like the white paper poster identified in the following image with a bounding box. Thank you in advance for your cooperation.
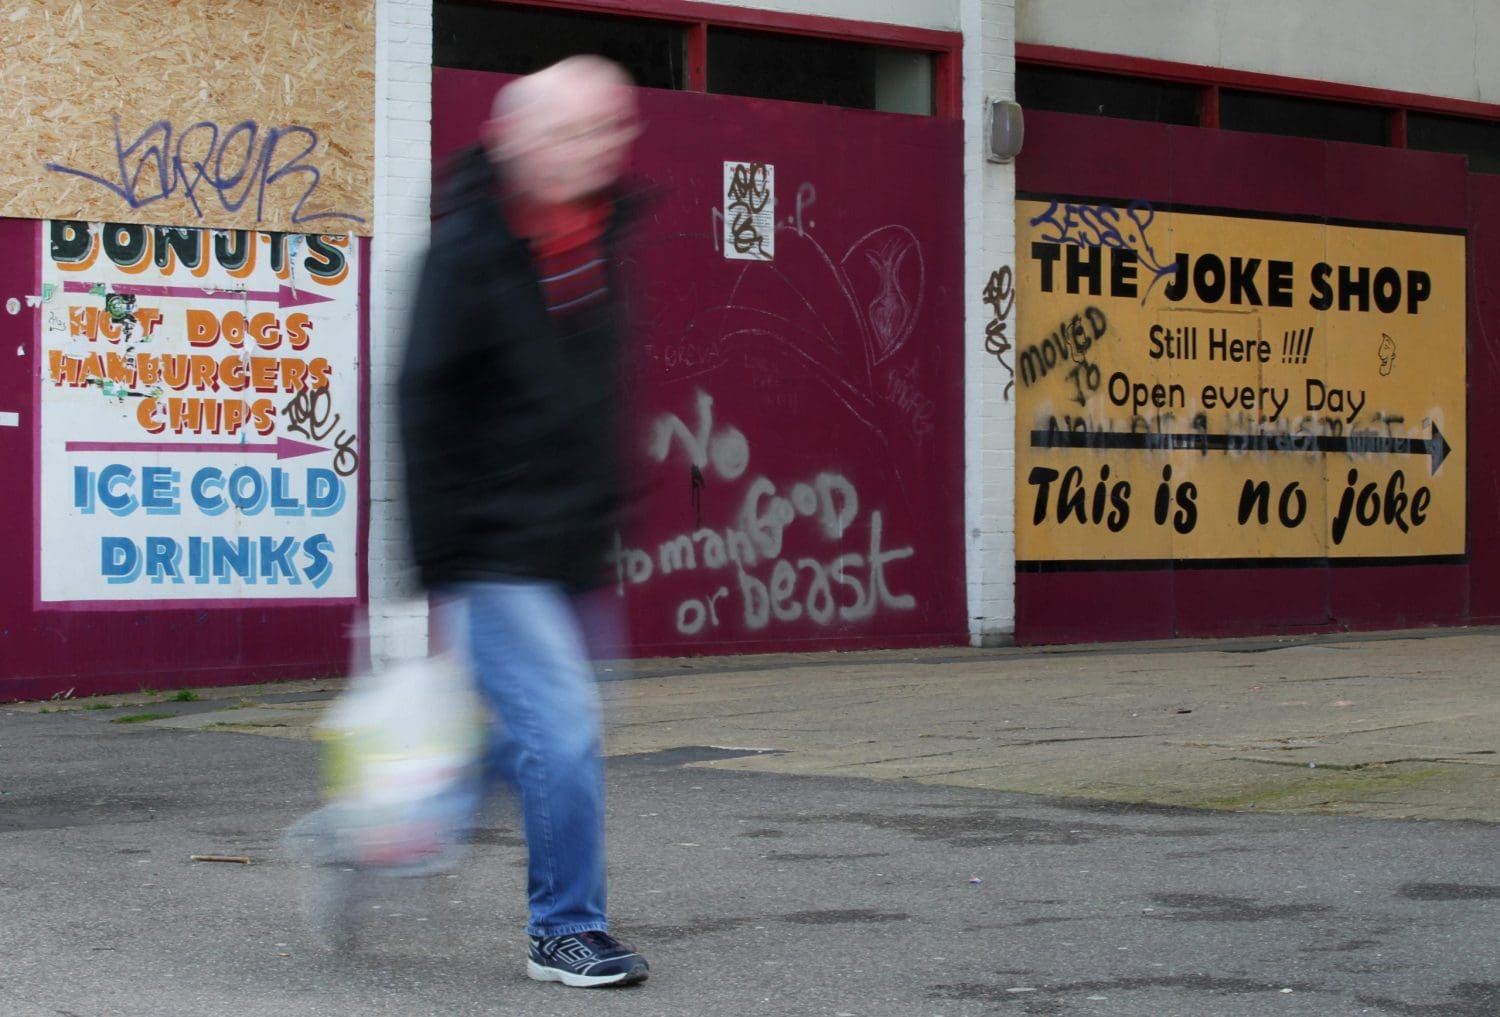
[723,160,775,261]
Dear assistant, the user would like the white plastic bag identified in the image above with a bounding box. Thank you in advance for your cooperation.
[315,652,485,873]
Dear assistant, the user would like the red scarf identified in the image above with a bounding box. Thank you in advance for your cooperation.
[507,197,611,317]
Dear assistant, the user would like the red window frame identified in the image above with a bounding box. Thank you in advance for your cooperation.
[1018,42,1500,141]
[476,0,963,117]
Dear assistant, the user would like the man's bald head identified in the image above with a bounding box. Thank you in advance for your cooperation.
[484,56,639,207]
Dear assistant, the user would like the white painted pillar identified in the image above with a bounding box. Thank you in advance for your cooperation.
[961,0,1018,645]
[367,0,435,668]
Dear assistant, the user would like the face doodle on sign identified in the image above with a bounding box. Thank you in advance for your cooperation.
[1378,333,1397,377]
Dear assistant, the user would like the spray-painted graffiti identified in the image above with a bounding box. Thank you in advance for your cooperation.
[44,116,365,227]
[282,383,359,478]
[785,181,817,238]
[622,390,917,635]
[647,389,748,482]
[1017,305,1109,396]
[981,266,1016,398]
[1027,198,1175,301]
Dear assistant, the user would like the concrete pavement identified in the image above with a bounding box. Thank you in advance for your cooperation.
[15,626,1500,821]
[3,627,1499,1016]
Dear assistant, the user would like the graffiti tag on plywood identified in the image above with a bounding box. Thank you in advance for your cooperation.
[44,117,365,228]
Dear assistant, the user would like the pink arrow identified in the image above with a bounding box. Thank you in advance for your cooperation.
[63,281,334,308]
[66,436,328,460]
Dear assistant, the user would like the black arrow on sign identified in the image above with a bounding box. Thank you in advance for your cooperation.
[1030,422,1452,476]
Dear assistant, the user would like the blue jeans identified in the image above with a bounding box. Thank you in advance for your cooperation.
[439,581,609,938]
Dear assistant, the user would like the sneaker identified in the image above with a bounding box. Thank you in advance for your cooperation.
[302,861,364,951]
[527,931,649,987]
[284,809,365,952]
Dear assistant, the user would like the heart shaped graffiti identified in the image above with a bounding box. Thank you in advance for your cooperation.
[652,211,929,441]
[842,225,925,368]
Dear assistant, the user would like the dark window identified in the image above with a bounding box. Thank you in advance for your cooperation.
[1016,65,1200,125]
[1219,90,1386,145]
[708,28,934,114]
[434,3,684,89]
[1409,113,1500,175]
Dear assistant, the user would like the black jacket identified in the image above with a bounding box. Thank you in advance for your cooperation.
[398,147,627,590]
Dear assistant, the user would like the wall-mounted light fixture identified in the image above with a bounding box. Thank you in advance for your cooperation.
[987,99,1024,163]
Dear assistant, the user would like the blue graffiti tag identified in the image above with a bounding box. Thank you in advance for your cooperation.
[1028,199,1174,301]
[44,115,365,227]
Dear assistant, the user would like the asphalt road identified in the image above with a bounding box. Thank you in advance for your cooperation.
[2,706,1497,1017]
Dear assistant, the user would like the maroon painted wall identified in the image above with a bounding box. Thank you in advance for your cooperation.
[1016,111,1488,644]
[1467,173,1500,622]
[434,70,967,653]
[0,221,366,701]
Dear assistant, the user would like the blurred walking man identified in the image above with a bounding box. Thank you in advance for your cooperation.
[397,56,647,988]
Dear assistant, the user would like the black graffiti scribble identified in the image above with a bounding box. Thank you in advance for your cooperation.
[981,266,1016,399]
[282,385,360,477]
[44,115,364,227]
[726,162,772,259]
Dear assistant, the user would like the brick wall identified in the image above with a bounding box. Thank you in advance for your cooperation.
[961,0,1018,645]
[368,0,435,668]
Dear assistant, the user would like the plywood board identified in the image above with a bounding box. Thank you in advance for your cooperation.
[0,0,374,235]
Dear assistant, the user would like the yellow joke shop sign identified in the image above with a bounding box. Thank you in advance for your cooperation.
[1015,198,1466,564]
